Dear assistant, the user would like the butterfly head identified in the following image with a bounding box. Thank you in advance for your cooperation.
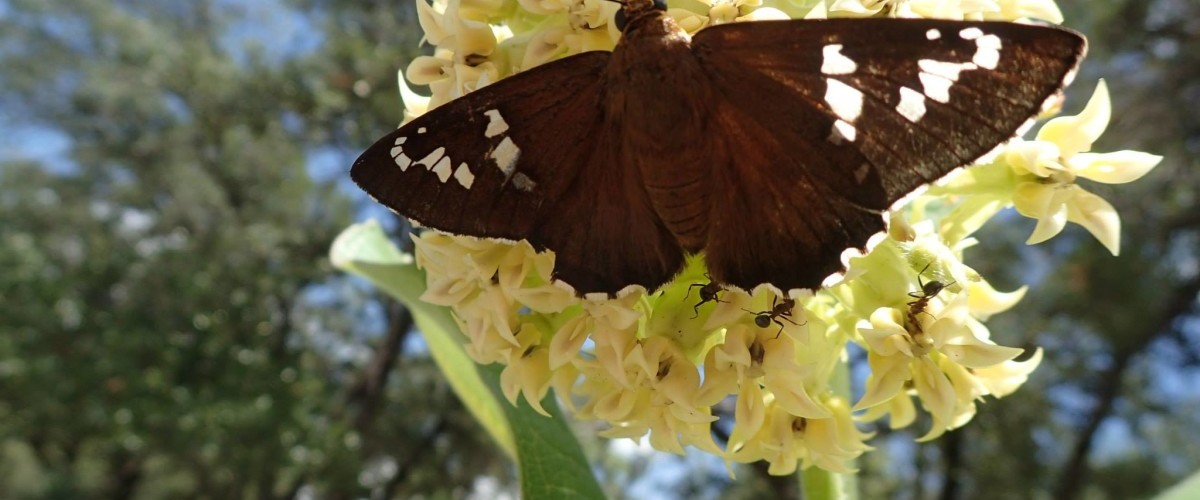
[612,0,668,32]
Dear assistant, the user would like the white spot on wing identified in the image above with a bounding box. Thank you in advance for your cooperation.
[828,119,857,144]
[972,34,1003,70]
[918,72,952,103]
[489,137,520,175]
[918,59,975,81]
[394,136,407,145]
[417,127,427,134]
[824,78,863,122]
[959,27,983,40]
[454,163,475,189]
[897,86,927,122]
[974,48,1000,70]
[821,44,857,75]
[976,33,1003,50]
[926,29,941,40]
[394,153,412,171]
[416,147,446,170]
[431,156,453,182]
[483,109,509,138]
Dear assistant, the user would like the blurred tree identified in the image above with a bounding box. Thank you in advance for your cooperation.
[0,0,510,498]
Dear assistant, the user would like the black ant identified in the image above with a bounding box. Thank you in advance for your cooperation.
[684,274,725,319]
[743,296,800,337]
[906,263,955,333]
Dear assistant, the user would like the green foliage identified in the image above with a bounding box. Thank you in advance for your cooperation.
[0,0,507,497]
[331,221,605,500]
[331,221,517,458]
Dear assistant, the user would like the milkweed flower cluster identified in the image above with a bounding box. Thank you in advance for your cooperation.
[390,0,1161,474]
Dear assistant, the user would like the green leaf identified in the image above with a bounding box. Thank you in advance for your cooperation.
[330,220,515,457]
[1154,470,1200,500]
[480,364,606,500]
[331,221,604,499]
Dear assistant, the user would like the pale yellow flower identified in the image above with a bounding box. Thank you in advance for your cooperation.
[981,0,1062,22]
[973,347,1043,397]
[499,322,555,416]
[703,324,830,420]
[855,294,1025,438]
[730,396,872,474]
[823,0,999,19]
[1008,81,1162,255]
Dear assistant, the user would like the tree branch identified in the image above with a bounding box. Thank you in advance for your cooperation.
[1053,274,1200,500]
[346,299,413,433]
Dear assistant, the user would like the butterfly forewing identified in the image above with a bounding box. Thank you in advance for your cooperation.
[693,19,1085,292]
[352,50,686,295]
[351,52,612,241]
[694,19,1086,203]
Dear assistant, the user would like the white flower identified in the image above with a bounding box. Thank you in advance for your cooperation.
[1008,81,1162,255]
[824,0,1000,19]
[981,0,1062,22]
[854,294,1025,438]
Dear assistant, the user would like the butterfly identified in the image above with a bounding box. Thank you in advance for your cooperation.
[351,0,1086,297]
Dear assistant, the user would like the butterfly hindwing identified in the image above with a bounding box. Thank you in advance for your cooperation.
[351,52,612,241]
[701,93,888,292]
[529,119,686,295]
[692,19,1085,291]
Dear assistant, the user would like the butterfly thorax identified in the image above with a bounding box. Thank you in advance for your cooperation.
[607,11,718,251]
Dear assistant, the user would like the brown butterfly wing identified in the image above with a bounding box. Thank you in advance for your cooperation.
[352,52,611,240]
[691,19,1085,292]
[351,51,684,295]
[530,120,685,295]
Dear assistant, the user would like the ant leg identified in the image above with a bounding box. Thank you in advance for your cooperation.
[685,283,704,301]
[916,262,932,290]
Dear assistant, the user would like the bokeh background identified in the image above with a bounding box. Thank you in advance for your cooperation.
[1,0,1197,498]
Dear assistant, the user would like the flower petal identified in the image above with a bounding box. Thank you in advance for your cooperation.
[406,55,451,86]
[1036,80,1111,158]
[549,315,591,369]
[986,0,1063,23]
[974,348,1044,397]
[1005,139,1062,178]
[397,70,431,120]
[1013,182,1071,244]
[828,0,885,16]
[967,281,1026,320]
[939,342,1023,369]
[854,354,911,410]
[1066,188,1122,255]
[415,0,449,46]
[913,357,956,427]
[728,382,768,450]
[1070,151,1163,184]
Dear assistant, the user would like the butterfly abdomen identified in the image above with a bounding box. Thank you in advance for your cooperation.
[610,12,720,251]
